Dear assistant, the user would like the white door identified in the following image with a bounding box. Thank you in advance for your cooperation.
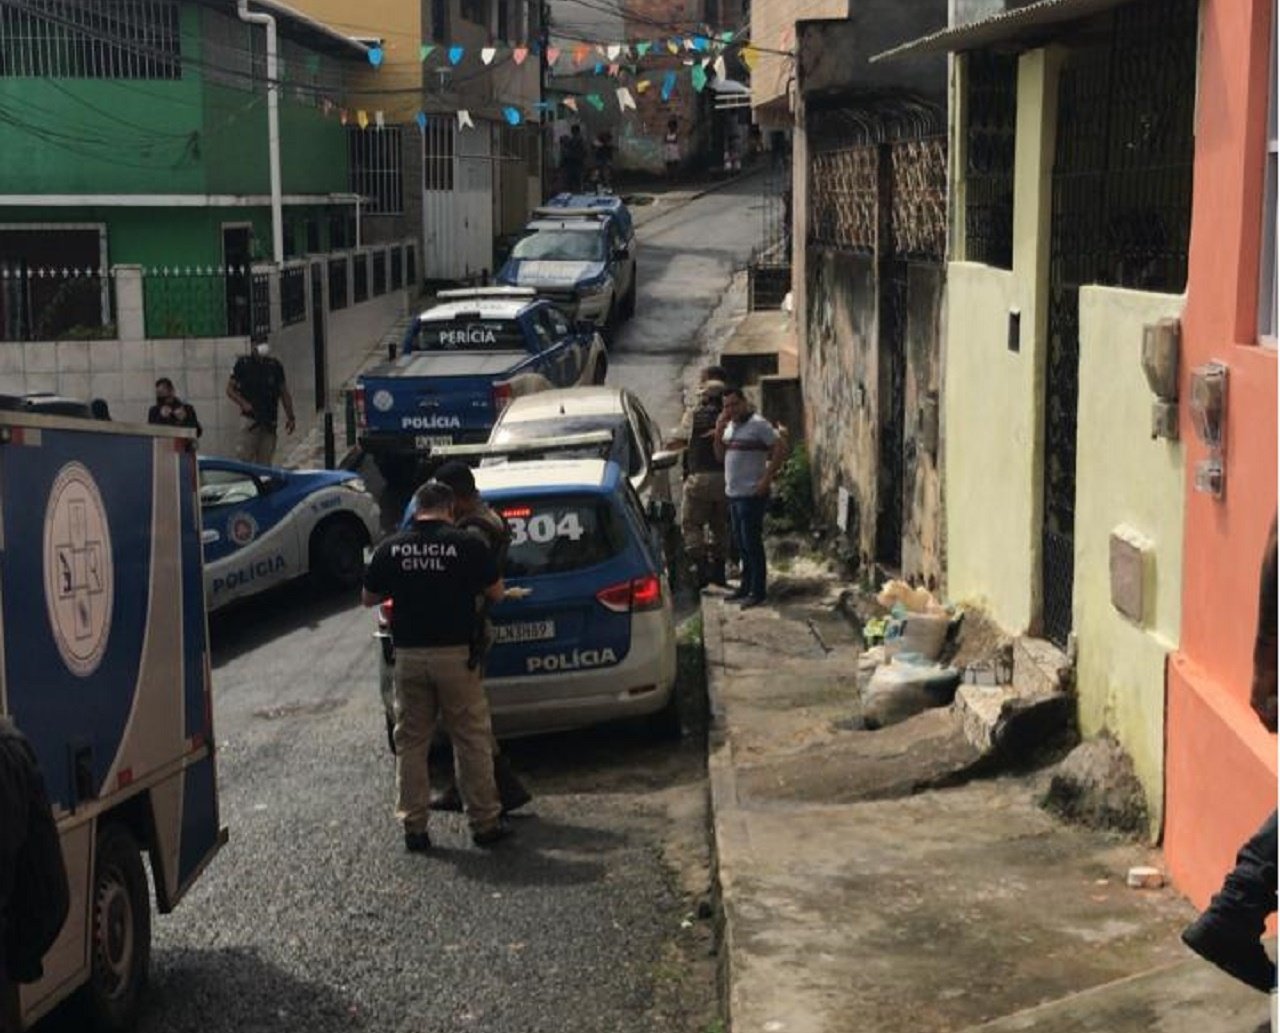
[422,117,495,280]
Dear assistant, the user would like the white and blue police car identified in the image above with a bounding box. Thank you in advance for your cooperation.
[199,457,381,611]
[376,456,678,739]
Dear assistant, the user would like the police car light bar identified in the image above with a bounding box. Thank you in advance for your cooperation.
[429,430,615,460]
[531,207,609,219]
[436,286,537,301]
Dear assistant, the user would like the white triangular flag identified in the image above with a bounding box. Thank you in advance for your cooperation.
[616,86,636,111]
[606,44,622,61]
[714,55,727,81]
[458,109,475,129]
[375,109,385,128]
[481,47,496,65]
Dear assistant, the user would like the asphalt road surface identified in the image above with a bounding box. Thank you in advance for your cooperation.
[34,177,760,1033]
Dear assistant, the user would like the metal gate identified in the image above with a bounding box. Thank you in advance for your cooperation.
[1041,0,1197,646]
[876,260,908,570]
[422,116,495,280]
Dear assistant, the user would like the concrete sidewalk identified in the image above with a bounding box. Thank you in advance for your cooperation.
[702,581,1269,1033]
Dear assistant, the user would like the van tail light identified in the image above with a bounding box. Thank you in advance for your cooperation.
[378,598,393,627]
[596,575,663,613]
[354,386,367,430]
[492,381,513,414]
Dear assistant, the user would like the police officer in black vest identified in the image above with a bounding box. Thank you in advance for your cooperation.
[668,365,730,588]
[428,462,532,816]
[363,481,512,851]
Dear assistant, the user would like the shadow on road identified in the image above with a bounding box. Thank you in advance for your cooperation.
[208,580,361,668]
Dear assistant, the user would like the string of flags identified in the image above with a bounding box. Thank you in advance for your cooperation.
[325,31,768,132]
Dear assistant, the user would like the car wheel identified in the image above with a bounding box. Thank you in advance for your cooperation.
[313,518,367,588]
[82,824,151,1033]
[621,275,637,319]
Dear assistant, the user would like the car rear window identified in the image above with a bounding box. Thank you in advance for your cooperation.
[494,495,625,577]
[488,415,630,467]
[415,317,525,351]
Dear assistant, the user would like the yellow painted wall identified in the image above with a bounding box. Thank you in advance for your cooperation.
[943,49,1058,631]
[1074,286,1184,839]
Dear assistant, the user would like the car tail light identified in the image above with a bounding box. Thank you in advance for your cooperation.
[354,386,367,430]
[378,598,393,627]
[492,381,513,414]
[596,575,663,613]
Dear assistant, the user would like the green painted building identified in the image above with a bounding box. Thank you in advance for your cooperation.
[0,0,373,337]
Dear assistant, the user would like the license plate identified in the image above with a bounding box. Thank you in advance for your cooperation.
[414,435,453,450]
[493,620,556,644]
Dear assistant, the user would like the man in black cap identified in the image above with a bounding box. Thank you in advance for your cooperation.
[363,481,511,851]
[430,461,532,816]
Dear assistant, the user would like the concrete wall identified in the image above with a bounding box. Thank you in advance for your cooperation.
[804,249,878,561]
[942,48,1057,628]
[1073,286,1185,838]
[1165,0,1278,909]
[902,263,945,589]
[750,0,845,120]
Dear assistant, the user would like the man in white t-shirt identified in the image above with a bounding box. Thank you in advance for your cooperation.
[714,387,788,608]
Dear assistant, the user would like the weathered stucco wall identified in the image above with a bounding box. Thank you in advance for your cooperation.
[804,248,877,560]
[1073,286,1185,838]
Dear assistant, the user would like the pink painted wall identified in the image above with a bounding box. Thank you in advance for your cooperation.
[1165,0,1278,909]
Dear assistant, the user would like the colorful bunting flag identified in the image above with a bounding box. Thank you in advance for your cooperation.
[606,44,622,61]
[666,39,679,54]
[512,46,529,65]
[573,43,590,65]
[367,46,384,67]
[741,44,759,70]
[693,35,710,51]
[503,106,523,125]
[616,87,636,111]
[636,41,652,57]
[636,78,652,93]
[449,45,464,65]
[339,108,349,125]
[607,63,620,76]
[419,44,435,61]
[713,55,727,81]
[720,30,735,43]
[546,46,561,65]
[691,65,707,91]
[458,109,475,129]
[416,111,428,130]
[563,97,579,112]
[375,110,385,128]
[481,47,497,65]
[661,69,677,100]
[356,109,369,128]
[585,93,605,111]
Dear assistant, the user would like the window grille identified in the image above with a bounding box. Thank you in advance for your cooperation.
[372,250,387,296]
[328,256,348,311]
[353,254,368,303]
[497,0,510,42]
[280,266,306,326]
[0,0,181,79]
[965,51,1017,268]
[348,126,404,215]
[460,0,487,27]
[424,116,455,192]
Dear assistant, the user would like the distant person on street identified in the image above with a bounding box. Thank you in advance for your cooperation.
[561,125,587,193]
[1181,516,1277,993]
[668,365,729,588]
[226,342,295,466]
[148,377,202,437]
[663,118,682,180]
[426,461,532,817]
[714,387,787,608]
[363,480,512,851]
[1,717,70,1033]
[593,129,614,189]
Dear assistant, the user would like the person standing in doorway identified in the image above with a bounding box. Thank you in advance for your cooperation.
[363,481,512,851]
[1181,516,1277,993]
[714,387,787,608]
[663,118,682,181]
[668,365,729,588]
[226,342,295,466]
[593,129,615,190]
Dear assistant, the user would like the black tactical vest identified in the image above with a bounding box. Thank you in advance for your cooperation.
[687,394,724,474]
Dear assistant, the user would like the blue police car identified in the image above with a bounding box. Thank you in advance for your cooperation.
[199,457,381,611]
[376,456,677,739]
[496,194,638,329]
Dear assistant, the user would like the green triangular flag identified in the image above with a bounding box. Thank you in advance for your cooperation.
[419,44,435,61]
[720,30,734,43]
[636,41,652,57]
[586,93,605,110]
[691,64,707,91]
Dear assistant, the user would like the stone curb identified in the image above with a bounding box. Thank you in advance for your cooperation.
[700,593,747,1033]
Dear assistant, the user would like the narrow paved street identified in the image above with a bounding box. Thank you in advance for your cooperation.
[34,180,758,1033]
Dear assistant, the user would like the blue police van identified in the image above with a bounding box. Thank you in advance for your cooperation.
[1,405,223,1030]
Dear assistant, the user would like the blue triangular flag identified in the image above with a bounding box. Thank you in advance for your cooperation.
[368,45,384,67]
[503,106,523,125]
[448,45,464,65]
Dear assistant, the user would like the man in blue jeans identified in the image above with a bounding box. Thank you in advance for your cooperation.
[714,387,787,609]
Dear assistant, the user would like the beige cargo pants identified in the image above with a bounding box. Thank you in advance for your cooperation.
[682,471,728,565]
[393,646,502,835]
[237,424,277,466]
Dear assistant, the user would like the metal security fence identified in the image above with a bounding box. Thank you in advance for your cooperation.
[0,0,182,79]
[390,247,403,291]
[281,265,306,326]
[965,51,1018,268]
[890,137,947,262]
[328,255,349,311]
[810,145,878,254]
[0,264,114,341]
[372,250,387,297]
[353,255,368,303]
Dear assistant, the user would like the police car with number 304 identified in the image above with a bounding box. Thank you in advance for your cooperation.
[199,457,381,611]
[376,454,678,739]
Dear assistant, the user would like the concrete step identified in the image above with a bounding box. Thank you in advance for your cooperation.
[1013,635,1073,698]
[959,958,1270,1033]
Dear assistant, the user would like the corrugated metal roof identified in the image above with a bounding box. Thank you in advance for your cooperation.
[870,0,1132,63]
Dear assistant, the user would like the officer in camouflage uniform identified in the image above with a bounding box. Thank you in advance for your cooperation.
[429,462,532,815]
[668,365,729,588]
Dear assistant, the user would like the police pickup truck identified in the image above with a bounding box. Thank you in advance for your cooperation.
[354,288,607,484]
[1,403,223,1030]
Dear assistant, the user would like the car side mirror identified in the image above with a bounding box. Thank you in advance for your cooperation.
[650,450,680,471]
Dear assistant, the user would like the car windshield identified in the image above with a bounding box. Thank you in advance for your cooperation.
[488,415,630,467]
[493,495,626,577]
[413,317,525,352]
[511,230,605,263]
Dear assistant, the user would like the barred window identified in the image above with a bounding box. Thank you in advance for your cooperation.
[497,0,510,42]
[348,126,404,215]
[0,0,181,79]
[964,51,1017,269]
